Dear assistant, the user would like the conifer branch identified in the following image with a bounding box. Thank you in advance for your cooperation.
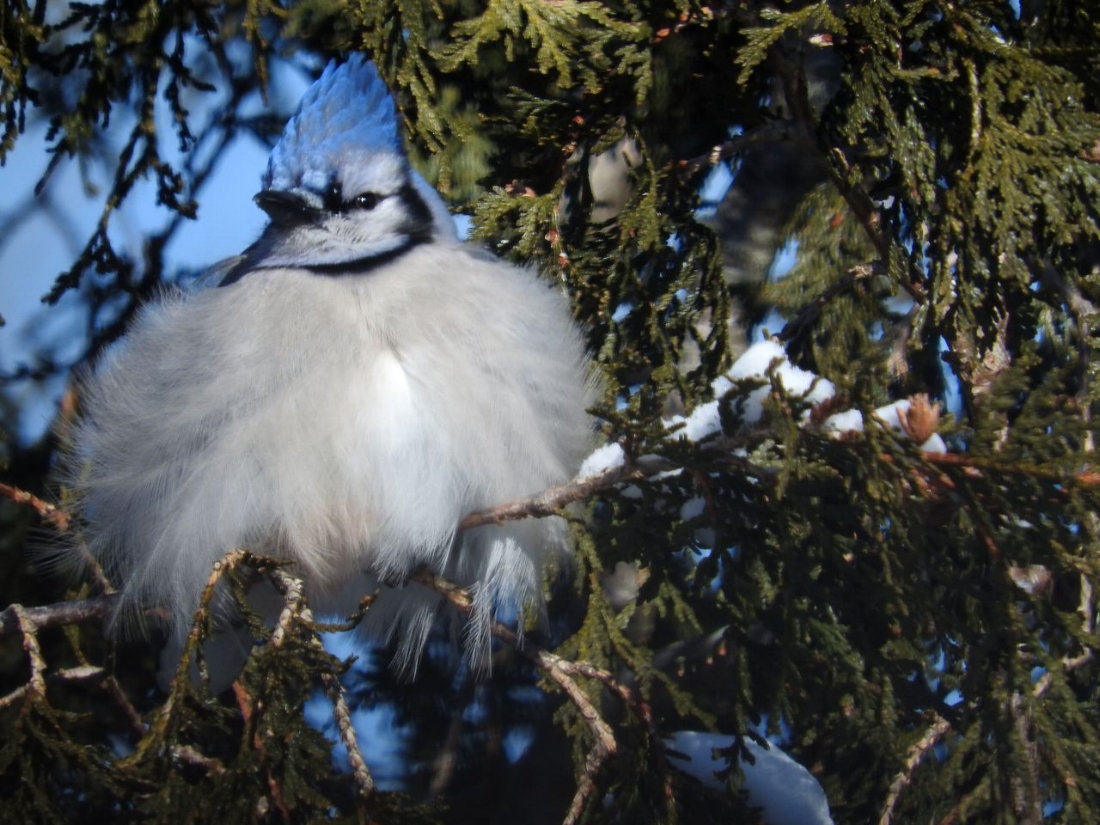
[878,715,952,825]
[16,440,1098,644]
[411,567,622,825]
[880,619,1097,823]
[4,3,1100,821]
[775,47,926,305]
[1041,262,1096,444]
[913,452,1100,488]
[10,438,1095,649]
[126,550,252,766]
[780,262,877,342]
[1009,691,1044,824]
[677,119,799,177]
[268,567,376,801]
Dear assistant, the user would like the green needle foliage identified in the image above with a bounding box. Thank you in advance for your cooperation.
[2,1,1100,823]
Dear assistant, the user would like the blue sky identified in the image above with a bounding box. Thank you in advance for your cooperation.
[0,59,312,443]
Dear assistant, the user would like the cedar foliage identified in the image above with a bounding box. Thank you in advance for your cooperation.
[2,1,1100,822]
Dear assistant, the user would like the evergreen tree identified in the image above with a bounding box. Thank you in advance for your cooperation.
[2,1,1099,822]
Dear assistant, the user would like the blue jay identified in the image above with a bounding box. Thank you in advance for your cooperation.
[65,56,597,684]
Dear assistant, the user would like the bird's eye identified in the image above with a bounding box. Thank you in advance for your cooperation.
[353,192,382,211]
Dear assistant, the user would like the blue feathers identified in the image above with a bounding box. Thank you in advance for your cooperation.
[264,56,405,194]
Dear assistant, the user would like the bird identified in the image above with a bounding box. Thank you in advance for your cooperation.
[63,55,598,686]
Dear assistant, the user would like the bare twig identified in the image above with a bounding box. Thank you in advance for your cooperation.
[0,684,29,710]
[0,482,114,592]
[268,567,376,801]
[43,664,146,739]
[171,745,226,775]
[0,595,117,636]
[126,550,250,766]
[677,119,800,176]
[102,674,147,739]
[412,568,621,825]
[0,482,70,531]
[0,604,49,708]
[879,715,953,825]
[459,456,672,530]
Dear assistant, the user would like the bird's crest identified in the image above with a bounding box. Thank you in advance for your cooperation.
[264,56,405,193]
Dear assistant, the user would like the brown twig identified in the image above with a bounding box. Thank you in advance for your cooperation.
[0,482,70,531]
[411,568,621,825]
[677,119,800,176]
[459,456,672,530]
[33,663,147,739]
[171,745,226,775]
[100,671,148,739]
[0,604,49,709]
[879,715,953,825]
[0,601,144,732]
[0,482,115,592]
[780,263,876,342]
[268,567,376,801]
[125,550,250,767]
[0,594,117,636]
[882,450,1100,489]
[0,683,29,710]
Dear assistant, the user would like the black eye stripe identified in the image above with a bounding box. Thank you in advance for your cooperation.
[324,183,343,212]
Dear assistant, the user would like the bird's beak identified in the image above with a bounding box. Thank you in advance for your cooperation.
[254,189,318,227]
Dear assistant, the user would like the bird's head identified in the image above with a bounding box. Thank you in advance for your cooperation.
[250,56,455,271]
